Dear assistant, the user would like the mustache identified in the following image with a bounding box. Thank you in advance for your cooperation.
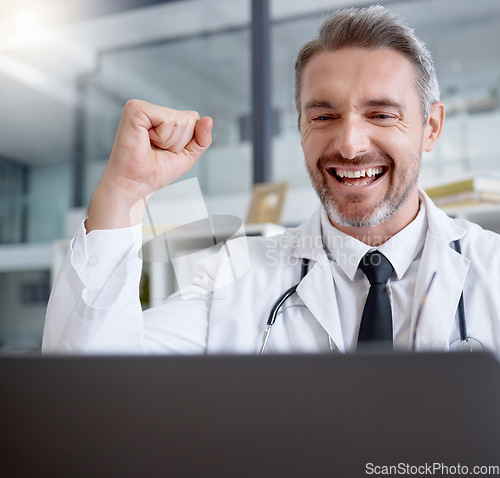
[317,152,394,169]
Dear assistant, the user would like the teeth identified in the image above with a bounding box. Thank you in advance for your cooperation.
[335,167,383,178]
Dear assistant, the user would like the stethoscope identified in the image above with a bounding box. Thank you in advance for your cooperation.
[259,239,483,354]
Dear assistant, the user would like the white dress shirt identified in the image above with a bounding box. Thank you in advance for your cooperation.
[320,203,427,351]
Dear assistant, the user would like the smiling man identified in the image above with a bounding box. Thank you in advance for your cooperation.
[43,6,500,354]
[298,28,443,245]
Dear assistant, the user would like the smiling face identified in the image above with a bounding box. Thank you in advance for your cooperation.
[300,47,443,244]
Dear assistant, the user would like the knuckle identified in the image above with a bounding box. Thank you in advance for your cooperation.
[124,99,141,112]
[186,110,200,121]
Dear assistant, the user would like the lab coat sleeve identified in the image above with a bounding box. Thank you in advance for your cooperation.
[42,220,221,354]
[42,220,146,353]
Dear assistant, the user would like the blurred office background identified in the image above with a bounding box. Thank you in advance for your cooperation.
[1,0,500,352]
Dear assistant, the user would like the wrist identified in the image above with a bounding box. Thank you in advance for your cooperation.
[86,180,147,233]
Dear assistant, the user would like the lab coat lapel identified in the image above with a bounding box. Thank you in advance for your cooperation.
[291,208,345,352]
[411,194,470,350]
[295,254,346,353]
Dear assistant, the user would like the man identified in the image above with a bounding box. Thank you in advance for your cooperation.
[43,5,500,354]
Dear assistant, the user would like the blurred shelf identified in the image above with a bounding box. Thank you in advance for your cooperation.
[0,243,52,273]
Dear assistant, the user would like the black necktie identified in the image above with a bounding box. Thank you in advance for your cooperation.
[357,251,394,348]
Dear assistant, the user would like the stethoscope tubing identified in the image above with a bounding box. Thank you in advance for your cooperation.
[452,239,467,342]
[260,258,309,355]
[267,258,310,328]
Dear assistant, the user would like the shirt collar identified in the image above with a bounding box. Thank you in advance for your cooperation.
[320,202,427,281]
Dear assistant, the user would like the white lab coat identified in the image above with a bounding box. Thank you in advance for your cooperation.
[42,191,500,354]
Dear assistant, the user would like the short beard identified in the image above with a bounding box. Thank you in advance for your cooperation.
[306,151,420,228]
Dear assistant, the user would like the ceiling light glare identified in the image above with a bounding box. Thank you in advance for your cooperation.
[13,9,41,33]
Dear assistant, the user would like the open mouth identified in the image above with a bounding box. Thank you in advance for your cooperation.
[328,166,387,187]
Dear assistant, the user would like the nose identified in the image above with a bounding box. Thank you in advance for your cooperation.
[334,116,370,159]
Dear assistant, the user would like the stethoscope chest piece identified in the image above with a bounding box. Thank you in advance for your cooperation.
[449,337,483,352]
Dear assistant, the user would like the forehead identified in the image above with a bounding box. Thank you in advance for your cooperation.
[300,47,420,110]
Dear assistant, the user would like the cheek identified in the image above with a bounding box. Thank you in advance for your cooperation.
[375,130,421,165]
[385,125,425,150]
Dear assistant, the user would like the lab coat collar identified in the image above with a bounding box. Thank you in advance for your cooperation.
[419,189,467,243]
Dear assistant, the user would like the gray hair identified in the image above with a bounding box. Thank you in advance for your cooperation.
[294,5,440,122]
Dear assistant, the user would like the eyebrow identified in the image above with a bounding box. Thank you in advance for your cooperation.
[362,98,406,112]
[303,100,334,111]
[303,98,406,112]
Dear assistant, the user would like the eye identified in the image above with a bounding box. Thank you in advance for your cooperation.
[312,114,337,122]
[369,113,398,124]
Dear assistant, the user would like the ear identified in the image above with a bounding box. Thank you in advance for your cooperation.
[423,101,445,152]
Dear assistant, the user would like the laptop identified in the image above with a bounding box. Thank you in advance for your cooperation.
[1,352,499,477]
